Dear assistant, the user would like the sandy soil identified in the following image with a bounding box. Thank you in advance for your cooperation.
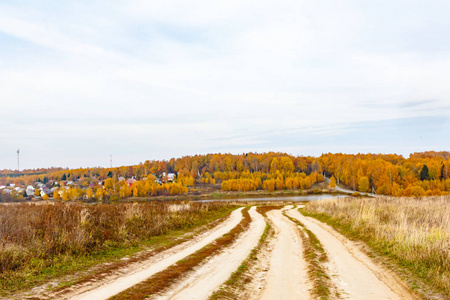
[66,207,245,300]
[286,207,416,300]
[241,231,273,300]
[258,206,311,300]
[155,206,266,300]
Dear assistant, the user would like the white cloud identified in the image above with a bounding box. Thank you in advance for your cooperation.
[0,0,449,169]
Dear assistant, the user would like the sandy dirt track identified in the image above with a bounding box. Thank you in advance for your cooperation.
[156,206,266,300]
[286,207,414,300]
[71,207,244,300]
[258,207,311,300]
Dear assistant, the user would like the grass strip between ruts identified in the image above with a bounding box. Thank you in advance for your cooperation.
[209,205,283,299]
[109,207,252,300]
[283,210,333,300]
[255,205,284,217]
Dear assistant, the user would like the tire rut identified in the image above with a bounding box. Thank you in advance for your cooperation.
[156,206,266,300]
[259,206,311,300]
[286,207,415,300]
[69,207,245,300]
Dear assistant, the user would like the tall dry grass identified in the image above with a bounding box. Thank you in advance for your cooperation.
[0,201,231,292]
[303,196,450,297]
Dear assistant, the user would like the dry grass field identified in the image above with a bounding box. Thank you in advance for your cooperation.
[303,196,450,297]
[0,201,235,294]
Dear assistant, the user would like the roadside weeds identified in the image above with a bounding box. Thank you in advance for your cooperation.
[7,206,237,300]
[0,202,236,297]
[301,206,446,299]
[301,197,450,299]
[54,210,234,297]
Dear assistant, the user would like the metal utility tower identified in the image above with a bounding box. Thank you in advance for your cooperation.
[110,154,112,168]
[17,149,20,172]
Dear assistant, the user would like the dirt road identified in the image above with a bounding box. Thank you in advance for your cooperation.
[71,207,245,300]
[156,206,266,300]
[258,207,311,300]
[286,207,414,300]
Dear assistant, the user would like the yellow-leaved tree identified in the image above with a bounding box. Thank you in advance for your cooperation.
[104,178,115,192]
[86,188,94,200]
[330,176,336,188]
[358,176,370,193]
[95,188,105,201]
[53,189,61,200]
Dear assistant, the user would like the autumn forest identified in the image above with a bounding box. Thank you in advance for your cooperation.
[1,151,449,202]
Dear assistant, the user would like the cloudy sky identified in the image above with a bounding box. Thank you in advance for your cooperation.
[1,1,449,169]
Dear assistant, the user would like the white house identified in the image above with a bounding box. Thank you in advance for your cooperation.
[26,185,35,196]
[167,173,176,182]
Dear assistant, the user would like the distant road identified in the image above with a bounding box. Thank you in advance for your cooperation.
[324,175,379,197]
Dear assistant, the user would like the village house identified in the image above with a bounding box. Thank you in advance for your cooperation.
[40,189,48,197]
[26,185,35,196]
[167,173,175,182]
[161,172,176,183]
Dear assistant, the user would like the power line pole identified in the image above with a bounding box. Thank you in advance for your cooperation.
[110,154,112,168]
[17,149,20,172]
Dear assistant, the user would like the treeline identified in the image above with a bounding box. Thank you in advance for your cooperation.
[0,152,320,187]
[2,151,450,198]
[0,167,64,177]
[220,171,323,192]
[320,152,450,196]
